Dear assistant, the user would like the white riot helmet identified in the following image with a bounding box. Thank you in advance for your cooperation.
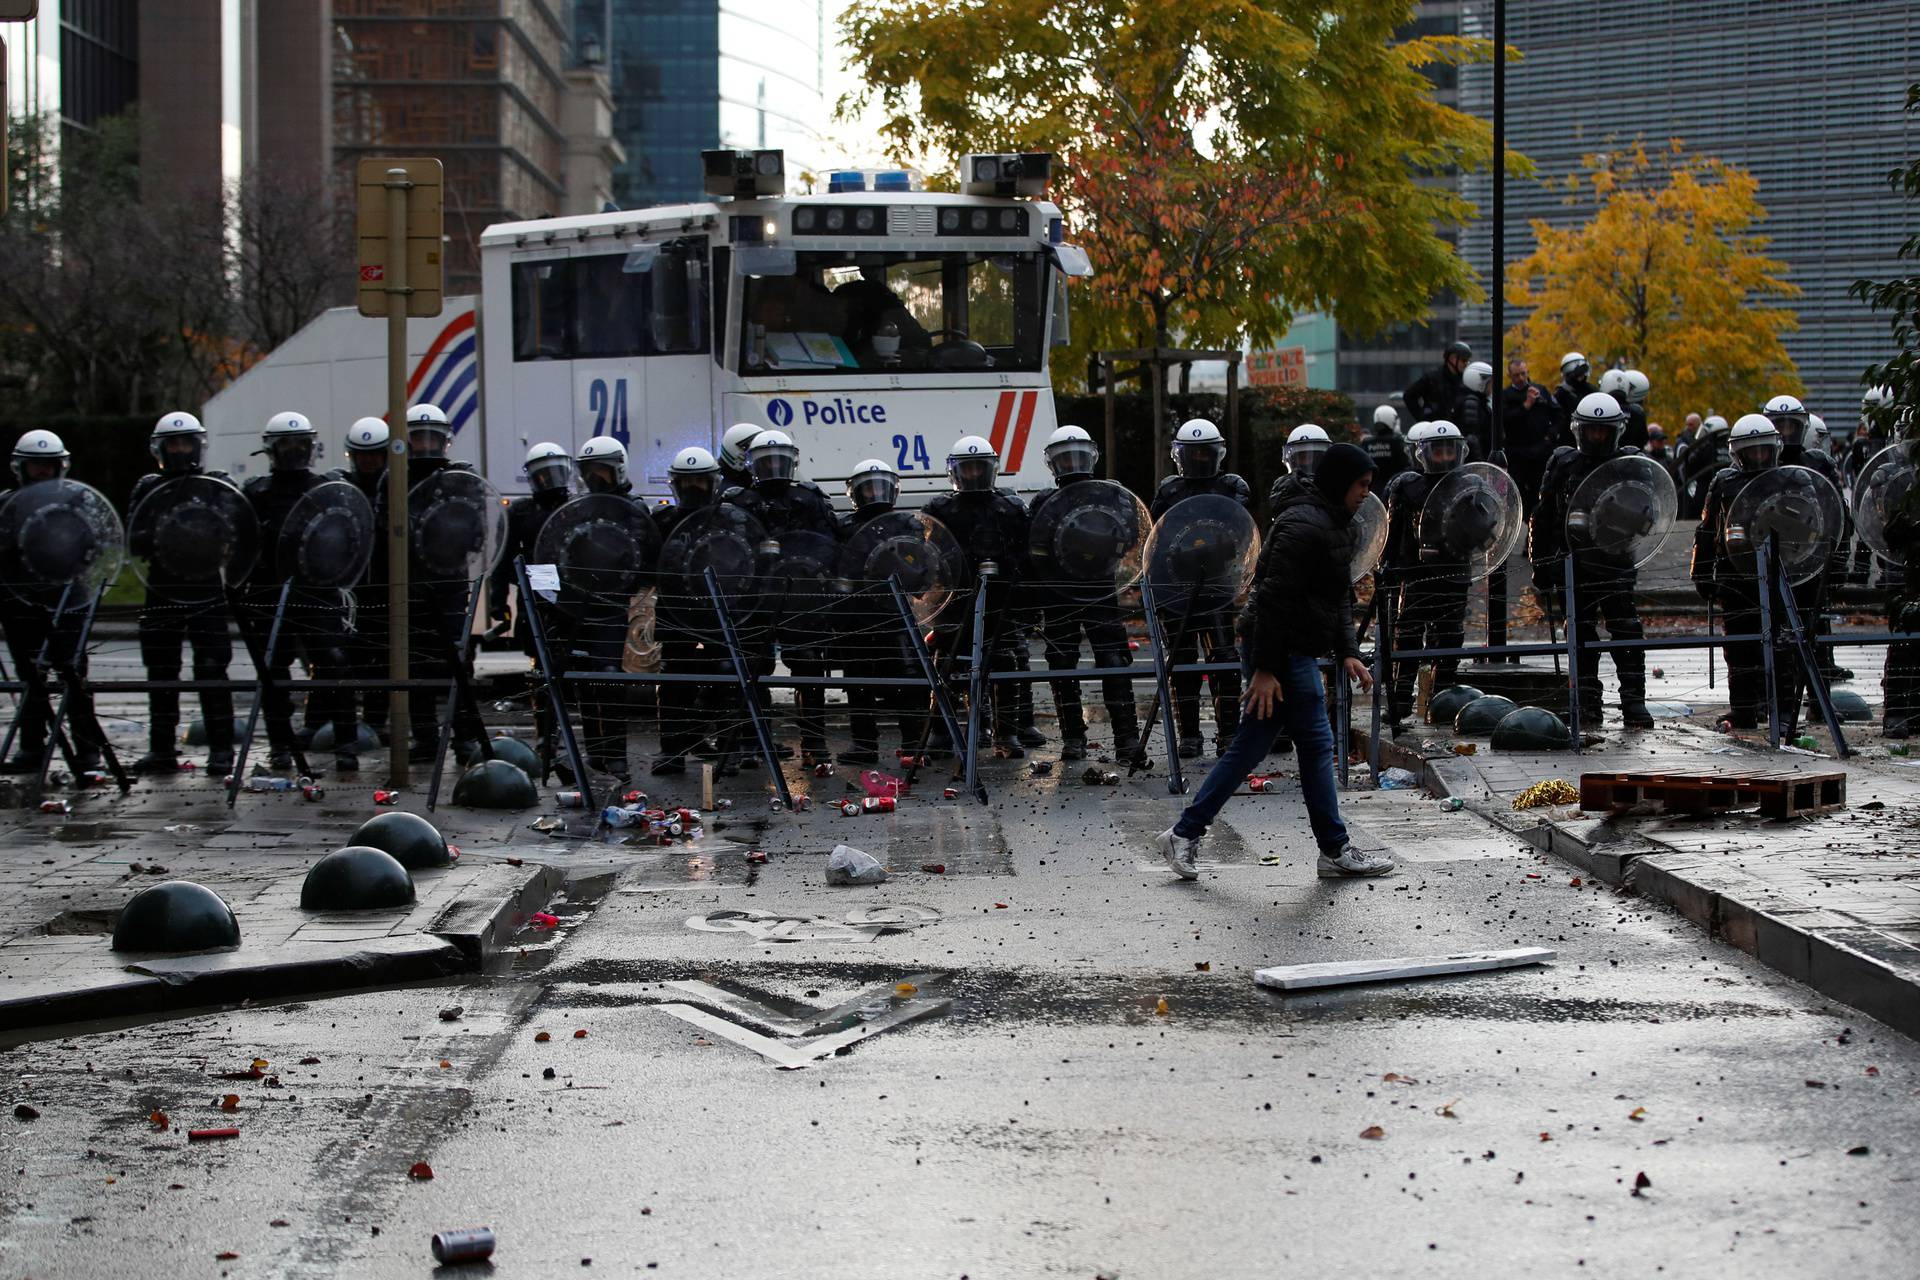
[1762,393,1809,445]
[720,422,763,474]
[947,434,1000,493]
[1729,413,1780,471]
[405,402,452,458]
[747,429,800,485]
[1408,420,1463,474]
[1171,418,1226,479]
[1283,424,1331,476]
[1807,414,1830,454]
[1702,413,1730,438]
[1623,369,1650,406]
[668,445,720,507]
[1571,391,1629,457]
[345,417,389,454]
[1560,351,1590,382]
[151,411,208,474]
[524,441,573,493]
[1043,425,1099,481]
[11,428,70,484]
[1863,385,1894,413]
[1371,404,1400,434]
[1598,368,1631,399]
[575,435,628,490]
[262,411,316,472]
[1462,361,1494,396]
[847,457,900,511]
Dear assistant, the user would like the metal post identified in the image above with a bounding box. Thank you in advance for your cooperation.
[1130,576,1196,796]
[1149,357,1167,487]
[886,577,967,763]
[1777,561,1849,757]
[705,566,791,810]
[1,583,75,772]
[1334,654,1351,788]
[515,557,593,803]
[1562,553,1583,753]
[426,579,492,812]
[227,580,300,807]
[962,567,991,798]
[1706,596,1717,688]
[33,586,127,799]
[385,166,413,788]
[1756,537,1781,749]
[1368,587,1389,780]
[1488,0,1510,661]
[1101,355,1118,481]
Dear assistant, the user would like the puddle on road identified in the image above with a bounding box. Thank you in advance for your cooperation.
[48,823,124,844]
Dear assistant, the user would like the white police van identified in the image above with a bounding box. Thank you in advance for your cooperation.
[477,149,1090,501]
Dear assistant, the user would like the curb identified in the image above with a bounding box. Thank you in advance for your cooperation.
[0,862,564,1036]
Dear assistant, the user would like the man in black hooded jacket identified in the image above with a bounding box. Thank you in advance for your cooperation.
[1155,443,1396,881]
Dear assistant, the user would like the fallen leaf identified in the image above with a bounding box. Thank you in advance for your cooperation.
[219,1094,240,1112]
[1629,1107,1647,1121]
[299,1056,320,1066]
[438,1007,464,1022]
[149,1110,169,1131]
[1806,1079,1828,1089]
[408,1161,433,1180]
[573,1029,588,1039]
[251,1058,269,1072]
[1359,1125,1386,1139]
[506,857,524,866]
[1194,962,1211,972]
[439,1060,452,1070]
[993,902,1010,909]
[691,1037,713,1047]
[1525,873,1542,880]
[215,1252,239,1261]
[269,1219,289,1228]
[1570,877,1584,887]
[1539,1132,1552,1142]
[1865,1066,1880,1077]
[1436,1100,1459,1119]
[534,1031,551,1043]
[1154,997,1170,1016]
[1382,1072,1418,1085]
[895,983,918,998]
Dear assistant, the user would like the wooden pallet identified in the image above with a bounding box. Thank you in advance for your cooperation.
[1579,769,1847,820]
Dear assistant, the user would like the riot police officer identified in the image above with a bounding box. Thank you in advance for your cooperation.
[1267,424,1330,508]
[926,435,1030,756]
[239,412,360,770]
[837,457,918,764]
[1532,392,1654,729]
[1405,341,1471,425]
[1458,362,1495,461]
[717,422,763,495]
[1680,414,1732,518]
[127,412,239,773]
[1363,406,1412,487]
[0,431,107,774]
[1553,352,1598,424]
[650,445,725,774]
[488,441,573,756]
[1765,393,1849,683]
[1151,419,1252,758]
[723,429,844,765]
[1029,427,1139,762]
[1599,369,1650,451]
[341,416,391,742]
[1382,421,1470,729]
[1693,414,1802,733]
[1623,370,1652,449]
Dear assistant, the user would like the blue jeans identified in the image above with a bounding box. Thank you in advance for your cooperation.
[1172,650,1349,854]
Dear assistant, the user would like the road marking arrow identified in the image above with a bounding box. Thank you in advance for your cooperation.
[652,972,951,1068]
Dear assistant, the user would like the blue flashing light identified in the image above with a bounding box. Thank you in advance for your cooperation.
[871,170,917,193]
[828,170,868,194]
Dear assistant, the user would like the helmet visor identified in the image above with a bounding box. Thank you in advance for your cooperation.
[1283,443,1326,476]
[1418,439,1461,472]
[1732,438,1779,471]
[268,438,314,471]
[528,457,571,492]
[671,472,716,507]
[749,444,799,484]
[580,460,621,491]
[1770,413,1807,444]
[156,435,205,473]
[849,473,898,509]
[1174,442,1223,478]
[409,426,450,458]
[1045,442,1098,479]
[1578,421,1620,454]
[951,457,998,492]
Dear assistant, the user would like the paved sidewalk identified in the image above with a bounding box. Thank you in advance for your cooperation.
[1375,704,1920,1038]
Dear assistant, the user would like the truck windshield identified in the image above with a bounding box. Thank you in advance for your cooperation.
[739,249,1047,376]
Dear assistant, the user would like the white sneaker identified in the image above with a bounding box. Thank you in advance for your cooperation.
[1317,845,1396,878]
[1157,826,1200,880]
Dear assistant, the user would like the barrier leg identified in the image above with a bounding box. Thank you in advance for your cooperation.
[1777,564,1849,758]
[1368,587,1389,781]
[887,578,971,795]
[516,557,593,805]
[1132,577,1194,795]
[1562,554,1583,755]
[1756,539,1781,749]
[41,586,130,796]
[6,583,78,780]
[427,579,491,812]
[962,572,990,800]
[706,567,791,810]
[228,581,298,808]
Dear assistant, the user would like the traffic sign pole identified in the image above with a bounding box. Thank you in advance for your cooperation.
[385,167,412,788]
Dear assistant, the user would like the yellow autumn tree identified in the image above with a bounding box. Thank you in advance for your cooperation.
[1506,142,1802,427]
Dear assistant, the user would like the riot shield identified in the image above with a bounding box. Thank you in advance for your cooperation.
[1851,443,1916,567]
[532,493,663,613]
[127,474,259,604]
[1143,494,1260,616]
[837,510,964,626]
[0,479,126,607]
[1027,479,1151,603]
[1565,453,1677,571]
[1725,464,1843,586]
[277,480,375,589]
[1418,461,1524,581]
[763,529,844,647]
[1349,491,1388,584]
[410,468,507,583]
[656,503,770,641]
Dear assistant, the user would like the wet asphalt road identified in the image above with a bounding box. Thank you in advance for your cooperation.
[3,759,1918,1279]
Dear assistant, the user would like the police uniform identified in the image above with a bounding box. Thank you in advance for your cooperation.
[1029,476,1139,754]
[0,490,108,774]
[1533,444,1653,727]
[1679,429,1731,518]
[127,468,239,769]
[1363,426,1412,488]
[1149,472,1251,752]
[1693,466,1801,732]
[650,495,727,771]
[836,500,921,761]
[1381,467,1470,724]
[924,485,1030,748]
[1779,438,1848,685]
[342,461,390,740]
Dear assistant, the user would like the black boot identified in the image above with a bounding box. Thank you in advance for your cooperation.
[134,725,182,774]
[1619,677,1654,729]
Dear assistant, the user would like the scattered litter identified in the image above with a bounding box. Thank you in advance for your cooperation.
[1382,1072,1417,1085]
[1848,1145,1871,1156]
[920,862,946,874]
[149,1110,169,1131]
[431,1228,496,1265]
[1254,947,1555,992]
[1153,996,1170,1016]
[530,912,560,930]
[39,800,70,816]
[1030,760,1054,777]
[534,1031,551,1043]
[1377,768,1419,791]
[1359,1125,1386,1139]
[438,1006,464,1022]
[745,849,769,864]
[825,844,887,886]
[573,1029,588,1039]
[860,769,905,798]
[1631,1171,1652,1196]
[188,1127,238,1141]
[1258,854,1284,866]
[1513,779,1579,810]
[1081,767,1120,786]
[555,790,588,808]
[1246,775,1281,793]
[1437,796,1464,812]
[530,816,566,834]
[1452,743,1477,756]
[13,1103,40,1120]
[895,982,918,998]
[1195,961,1211,972]
[162,823,202,835]
[408,1161,434,1180]
[1628,1107,1646,1121]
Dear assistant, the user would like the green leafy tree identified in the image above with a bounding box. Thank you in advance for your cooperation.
[1852,83,1920,451]
[840,0,1499,381]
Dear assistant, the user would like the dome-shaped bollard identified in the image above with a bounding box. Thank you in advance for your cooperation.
[309,721,382,753]
[461,735,541,779]
[300,846,416,911]
[1491,706,1573,751]
[1829,690,1872,723]
[1455,694,1520,736]
[112,881,241,953]
[184,717,248,747]
[452,758,538,810]
[1427,685,1485,727]
[350,810,454,870]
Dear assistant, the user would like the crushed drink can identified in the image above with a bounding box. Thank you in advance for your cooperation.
[839,799,861,817]
[430,1227,496,1264]
[715,798,734,811]
[812,762,832,779]
[769,796,784,812]
[1247,775,1278,793]
[745,849,768,864]
[943,787,958,800]
[1030,760,1053,777]
[295,775,314,788]
[246,776,295,792]
[793,795,812,812]
[665,820,684,837]
[77,770,110,788]
[39,799,70,815]
[622,788,648,805]
[1081,767,1119,786]
[602,805,648,828]
[300,784,325,801]
[373,789,398,805]
[862,796,896,814]
[556,790,587,808]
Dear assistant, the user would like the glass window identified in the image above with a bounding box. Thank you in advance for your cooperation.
[512,259,571,360]
[572,254,646,358]
[650,240,709,355]
[738,249,1048,377]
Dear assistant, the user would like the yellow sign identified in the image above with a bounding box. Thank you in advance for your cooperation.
[356,157,445,319]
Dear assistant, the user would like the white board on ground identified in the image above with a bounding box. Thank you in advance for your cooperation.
[1253,947,1555,992]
